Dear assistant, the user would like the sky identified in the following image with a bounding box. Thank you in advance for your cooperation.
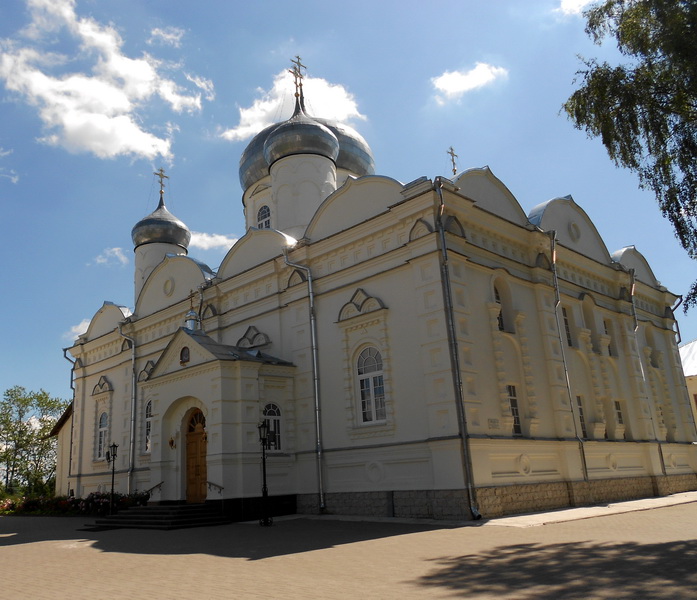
[1,0,695,402]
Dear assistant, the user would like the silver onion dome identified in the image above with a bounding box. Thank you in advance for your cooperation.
[131,193,191,250]
[263,107,339,168]
[238,102,375,192]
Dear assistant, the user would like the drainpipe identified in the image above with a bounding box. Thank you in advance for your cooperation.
[283,248,326,511]
[62,349,76,495]
[671,295,683,345]
[548,231,590,484]
[434,177,481,519]
[628,270,667,477]
[118,321,138,494]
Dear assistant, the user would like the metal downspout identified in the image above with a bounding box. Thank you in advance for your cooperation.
[434,177,481,519]
[628,270,667,477]
[671,295,683,346]
[548,231,590,484]
[62,349,76,494]
[118,322,138,494]
[283,249,326,511]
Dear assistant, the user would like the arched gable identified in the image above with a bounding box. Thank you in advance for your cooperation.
[136,255,214,317]
[217,228,293,280]
[528,195,612,265]
[454,166,528,226]
[83,302,132,342]
[611,246,660,287]
[305,175,404,241]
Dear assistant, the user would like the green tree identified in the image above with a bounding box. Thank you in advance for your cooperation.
[564,0,697,306]
[0,386,67,496]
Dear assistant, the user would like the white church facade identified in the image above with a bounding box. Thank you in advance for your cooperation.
[54,67,697,520]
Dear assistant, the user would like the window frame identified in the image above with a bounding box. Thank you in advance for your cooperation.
[144,400,153,453]
[257,205,271,229]
[97,411,109,460]
[357,346,386,424]
[507,384,522,435]
[262,403,282,451]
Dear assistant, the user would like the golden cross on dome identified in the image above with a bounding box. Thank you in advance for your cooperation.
[154,167,169,194]
[447,146,458,177]
[289,55,307,97]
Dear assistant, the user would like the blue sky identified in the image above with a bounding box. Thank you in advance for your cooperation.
[1,0,694,401]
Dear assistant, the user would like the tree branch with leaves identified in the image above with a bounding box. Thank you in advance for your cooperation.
[564,0,697,307]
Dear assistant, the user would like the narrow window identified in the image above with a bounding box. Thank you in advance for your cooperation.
[507,385,521,435]
[262,403,282,451]
[614,400,624,425]
[494,286,505,332]
[97,412,108,459]
[576,395,587,438]
[562,307,573,347]
[604,320,615,356]
[257,205,271,229]
[358,347,386,423]
[144,401,153,453]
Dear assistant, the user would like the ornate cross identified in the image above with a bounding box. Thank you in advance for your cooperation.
[154,167,169,193]
[447,147,458,177]
[288,55,306,97]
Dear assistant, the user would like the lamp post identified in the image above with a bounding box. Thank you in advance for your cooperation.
[257,420,273,526]
[106,442,118,516]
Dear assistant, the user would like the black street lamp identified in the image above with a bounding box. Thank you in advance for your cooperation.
[257,420,273,526]
[106,442,118,516]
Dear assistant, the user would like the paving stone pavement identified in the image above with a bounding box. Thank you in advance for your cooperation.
[2,492,697,599]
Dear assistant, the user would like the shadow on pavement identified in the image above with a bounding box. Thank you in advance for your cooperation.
[0,515,443,560]
[414,540,697,599]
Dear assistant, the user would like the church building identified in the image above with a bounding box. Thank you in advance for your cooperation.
[54,62,697,520]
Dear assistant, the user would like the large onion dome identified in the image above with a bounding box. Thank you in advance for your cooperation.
[263,106,339,167]
[238,100,375,192]
[131,192,191,250]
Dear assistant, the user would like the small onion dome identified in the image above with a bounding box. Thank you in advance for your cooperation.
[238,104,375,193]
[263,105,339,168]
[131,194,191,250]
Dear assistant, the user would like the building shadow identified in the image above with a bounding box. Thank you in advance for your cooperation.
[0,515,446,560]
[413,539,697,599]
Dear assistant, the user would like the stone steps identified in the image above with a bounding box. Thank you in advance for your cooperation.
[94,503,230,530]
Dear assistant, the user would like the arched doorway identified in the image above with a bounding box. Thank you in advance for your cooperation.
[186,409,207,503]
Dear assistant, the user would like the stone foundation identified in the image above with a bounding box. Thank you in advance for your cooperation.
[297,473,697,521]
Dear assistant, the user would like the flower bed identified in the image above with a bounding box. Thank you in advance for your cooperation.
[0,491,150,516]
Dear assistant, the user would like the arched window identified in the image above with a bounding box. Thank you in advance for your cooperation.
[97,412,108,459]
[180,346,190,365]
[357,347,386,423]
[144,401,153,453]
[257,205,271,229]
[494,286,505,332]
[492,279,514,333]
[262,403,282,451]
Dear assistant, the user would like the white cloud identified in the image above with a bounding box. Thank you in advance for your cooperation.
[0,168,19,184]
[432,62,508,105]
[0,146,18,183]
[190,231,238,251]
[147,26,185,48]
[555,0,595,16]
[90,247,129,267]
[220,70,366,142]
[64,318,90,340]
[0,0,212,160]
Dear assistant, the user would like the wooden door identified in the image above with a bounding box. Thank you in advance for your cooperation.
[185,410,207,504]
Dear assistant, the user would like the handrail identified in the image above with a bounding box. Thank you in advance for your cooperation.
[207,481,224,495]
[144,481,164,496]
